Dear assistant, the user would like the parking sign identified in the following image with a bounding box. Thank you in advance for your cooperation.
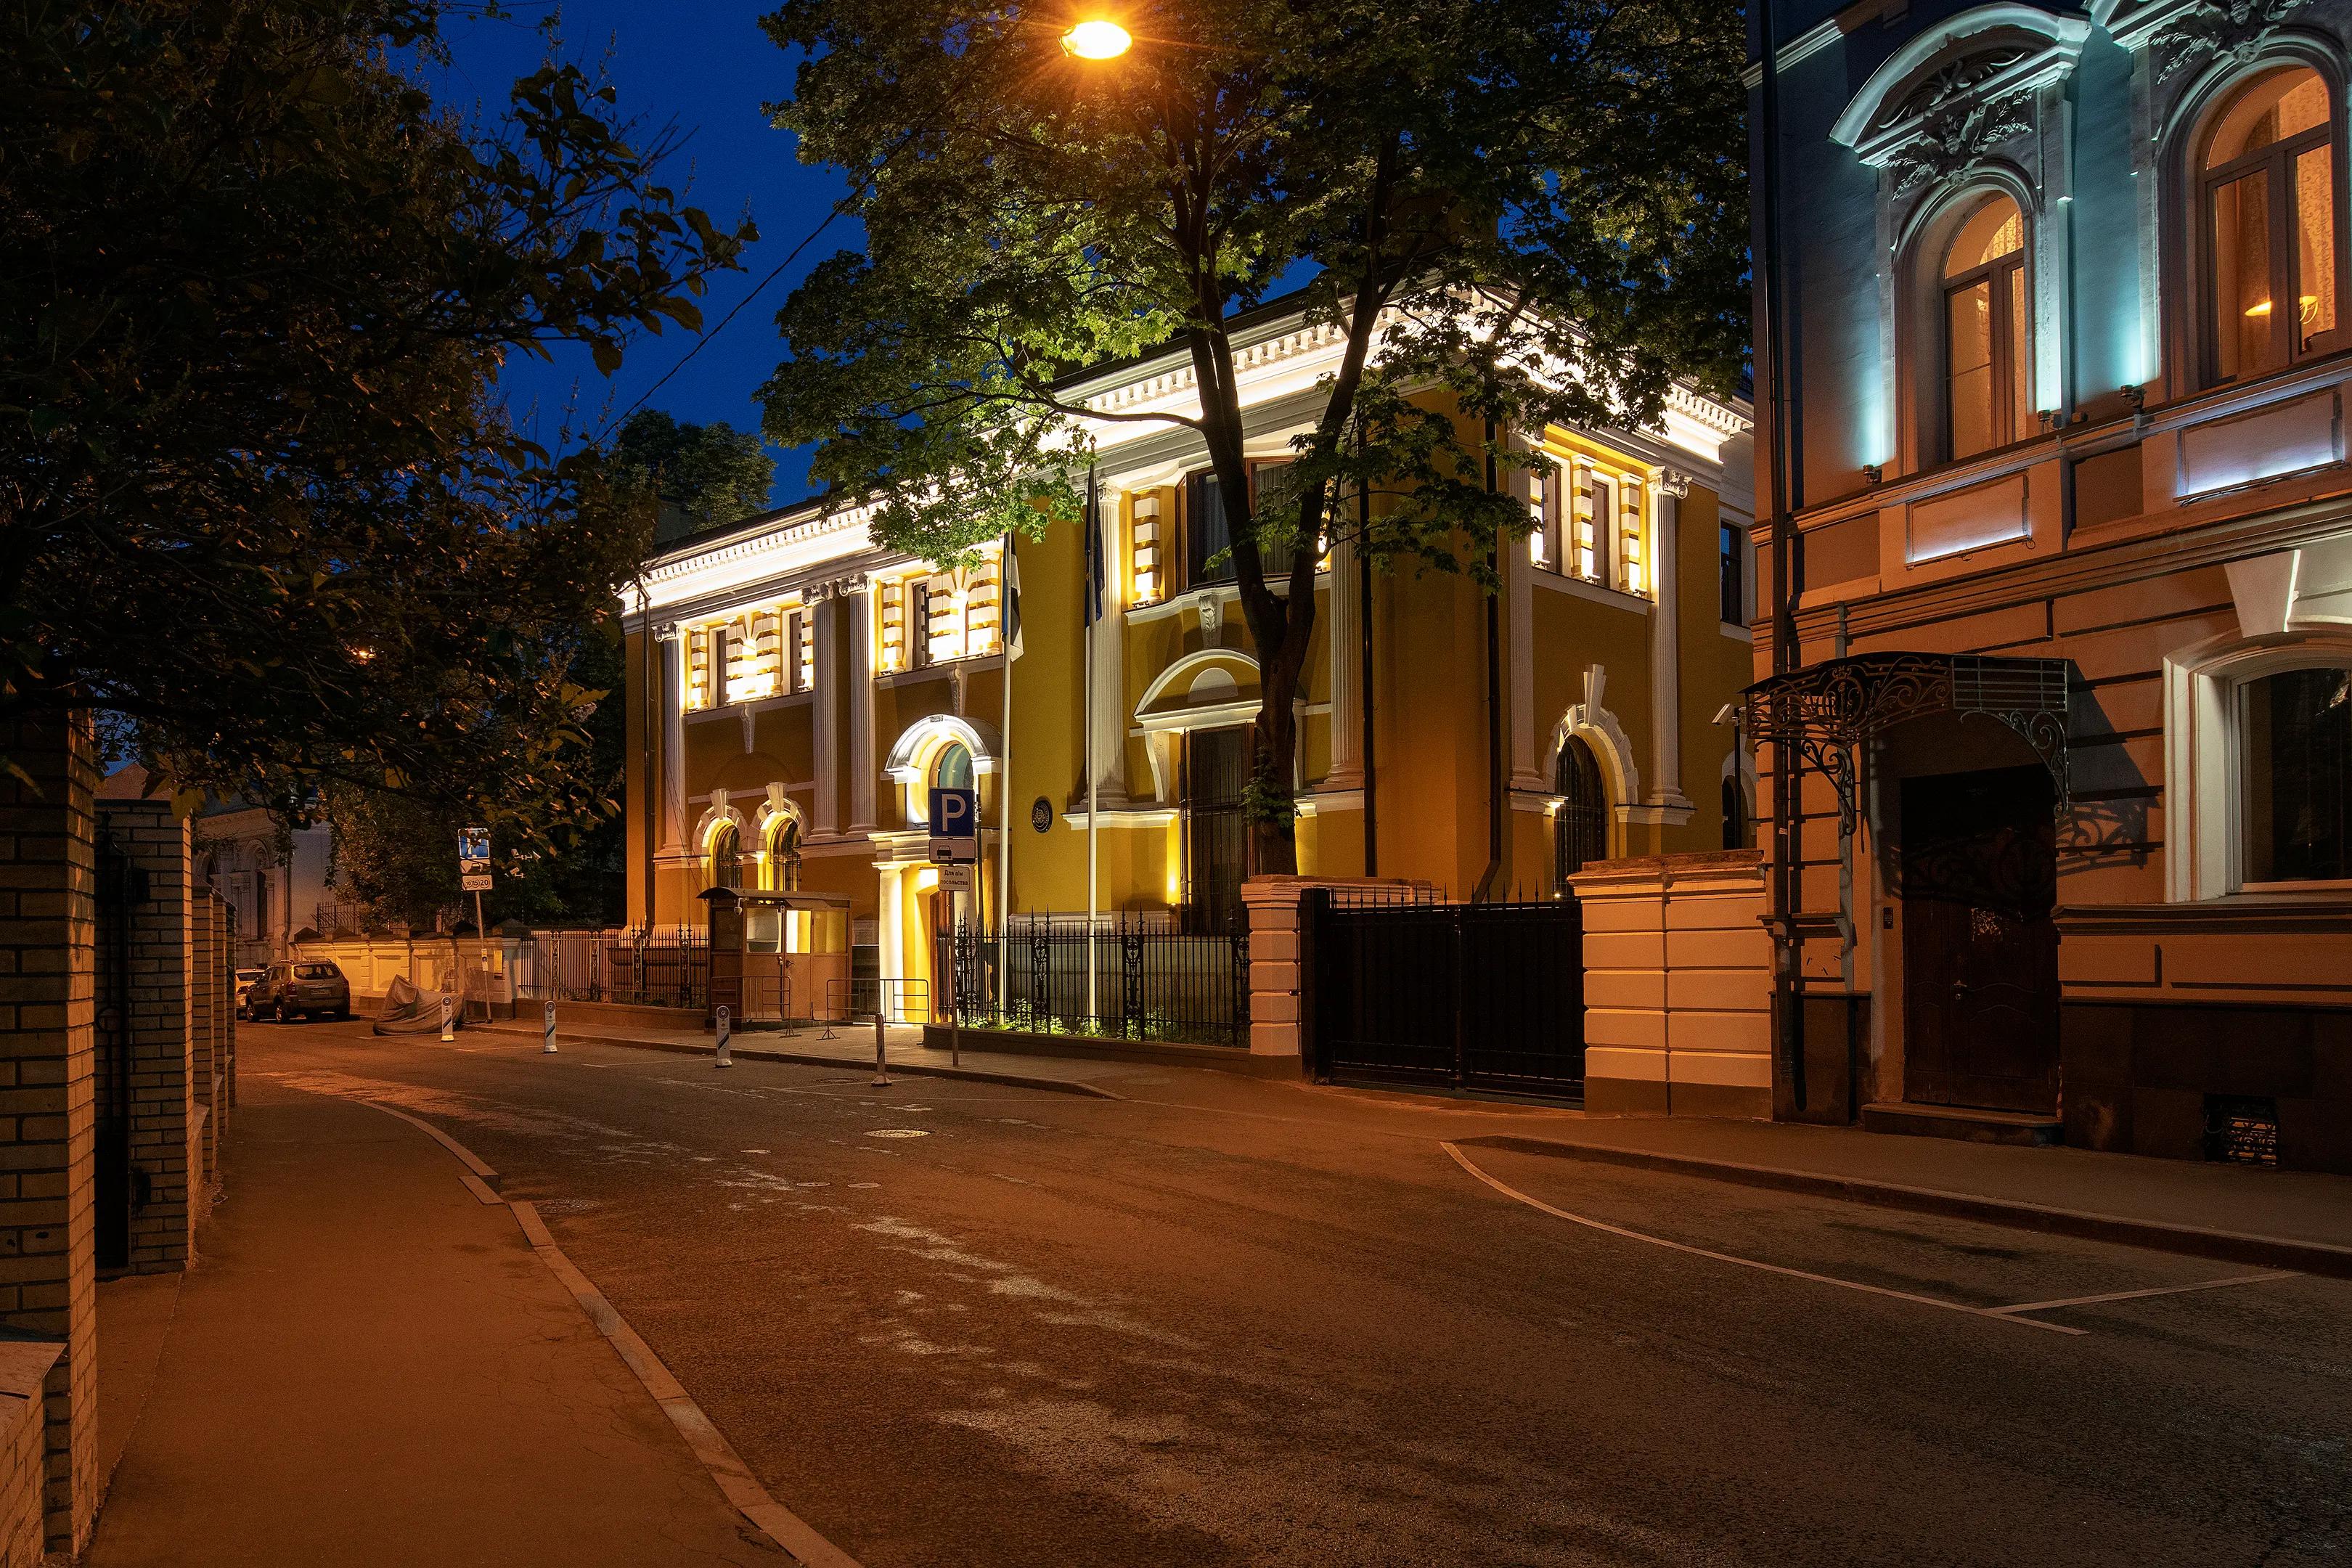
[457,827,492,892]
[928,788,979,863]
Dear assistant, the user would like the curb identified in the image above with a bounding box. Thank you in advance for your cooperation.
[344,1097,866,1567]
[473,1024,1127,1101]
[1456,1134,2352,1281]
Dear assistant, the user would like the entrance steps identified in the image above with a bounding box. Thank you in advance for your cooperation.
[1861,1101,2062,1148]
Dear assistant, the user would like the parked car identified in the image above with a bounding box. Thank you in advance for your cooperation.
[253,960,351,1022]
[234,968,267,1021]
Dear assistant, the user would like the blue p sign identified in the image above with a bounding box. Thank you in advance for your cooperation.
[928,787,979,863]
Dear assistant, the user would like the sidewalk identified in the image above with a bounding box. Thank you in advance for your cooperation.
[1461,1115,2352,1275]
[83,1073,780,1567]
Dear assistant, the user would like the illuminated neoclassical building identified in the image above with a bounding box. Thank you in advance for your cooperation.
[1749,0,2352,1167]
[620,292,1754,1003]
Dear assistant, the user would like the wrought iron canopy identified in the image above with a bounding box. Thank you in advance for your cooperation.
[1742,653,2073,816]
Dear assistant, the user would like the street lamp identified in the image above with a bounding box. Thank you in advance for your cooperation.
[1061,18,1132,59]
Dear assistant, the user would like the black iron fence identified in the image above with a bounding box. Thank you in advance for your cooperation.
[593,927,709,1009]
[946,918,1249,1048]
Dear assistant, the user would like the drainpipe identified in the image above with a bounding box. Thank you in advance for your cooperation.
[1358,469,1379,878]
[640,595,658,936]
[1757,0,1806,1113]
[1473,415,1506,904]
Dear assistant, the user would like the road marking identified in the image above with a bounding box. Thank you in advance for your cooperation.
[1988,1271,2298,1317]
[1440,1143,2086,1336]
[338,1096,865,1567]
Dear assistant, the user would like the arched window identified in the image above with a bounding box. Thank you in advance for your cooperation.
[706,820,741,891]
[775,820,801,887]
[2203,65,2340,384]
[2241,664,2350,884]
[1721,774,1752,851]
[1943,194,2030,460]
[933,741,975,793]
[1553,738,1608,889]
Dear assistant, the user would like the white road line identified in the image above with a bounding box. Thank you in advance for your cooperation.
[1988,1271,2298,1316]
[1440,1142,2086,1337]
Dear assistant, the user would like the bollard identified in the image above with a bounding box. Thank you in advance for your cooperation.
[872,1008,891,1087]
[542,999,558,1054]
[715,1004,732,1069]
[439,993,454,1043]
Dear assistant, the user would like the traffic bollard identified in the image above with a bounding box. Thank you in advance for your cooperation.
[715,1004,732,1069]
[872,1009,891,1087]
[542,999,558,1054]
[439,993,454,1043]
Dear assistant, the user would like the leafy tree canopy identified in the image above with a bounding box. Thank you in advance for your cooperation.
[758,0,1746,869]
[611,410,780,544]
[3,0,751,858]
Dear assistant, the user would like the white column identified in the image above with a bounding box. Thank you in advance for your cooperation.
[1326,534,1362,789]
[657,623,687,852]
[847,579,877,832]
[878,865,904,980]
[812,592,840,834]
[1647,475,1691,811]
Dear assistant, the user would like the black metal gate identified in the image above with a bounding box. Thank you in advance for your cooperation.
[1307,893,1585,1098]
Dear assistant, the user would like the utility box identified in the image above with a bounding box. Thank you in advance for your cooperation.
[698,887,853,1029]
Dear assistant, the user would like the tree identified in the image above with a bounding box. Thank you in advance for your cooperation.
[758,0,1746,873]
[1,0,751,857]
[609,410,779,544]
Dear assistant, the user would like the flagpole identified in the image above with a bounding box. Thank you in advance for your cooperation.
[997,531,1015,1014]
[1084,465,1101,1024]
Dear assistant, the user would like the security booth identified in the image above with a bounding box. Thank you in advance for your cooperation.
[699,887,853,1028]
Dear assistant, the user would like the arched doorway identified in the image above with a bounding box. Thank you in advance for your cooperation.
[1553,737,1608,891]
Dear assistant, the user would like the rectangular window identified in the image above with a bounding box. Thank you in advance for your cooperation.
[2242,666,2351,883]
[1183,466,1297,591]
[2213,168,2279,381]
[1946,279,1996,459]
[1530,462,1563,573]
[1719,522,1744,624]
[2296,143,2337,349]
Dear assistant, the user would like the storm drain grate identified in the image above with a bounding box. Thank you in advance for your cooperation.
[2203,1095,2279,1167]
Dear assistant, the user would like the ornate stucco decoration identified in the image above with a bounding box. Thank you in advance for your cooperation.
[2150,0,2312,78]
[1832,9,2090,185]
[1887,90,2041,194]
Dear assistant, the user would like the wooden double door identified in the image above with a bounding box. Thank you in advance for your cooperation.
[1899,765,2060,1115]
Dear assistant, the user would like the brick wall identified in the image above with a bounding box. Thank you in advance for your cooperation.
[0,714,98,1554]
[94,801,196,1273]
[0,1343,61,1568]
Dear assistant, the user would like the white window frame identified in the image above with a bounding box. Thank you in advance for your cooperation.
[2165,629,2352,898]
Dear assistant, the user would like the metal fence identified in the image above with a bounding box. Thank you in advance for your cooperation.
[947,918,1249,1048]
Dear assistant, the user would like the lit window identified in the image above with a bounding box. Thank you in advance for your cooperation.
[762,816,802,892]
[1530,461,1564,573]
[934,742,976,793]
[706,820,741,891]
[2204,66,2339,385]
[1943,195,2030,460]
[2241,666,2351,883]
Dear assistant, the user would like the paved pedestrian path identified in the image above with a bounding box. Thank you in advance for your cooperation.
[84,1072,776,1567]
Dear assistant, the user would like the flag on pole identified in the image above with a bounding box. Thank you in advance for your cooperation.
[1082,464,1104,628]
[1001,536,1024,658]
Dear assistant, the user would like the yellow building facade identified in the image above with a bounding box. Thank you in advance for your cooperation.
[622,301,1754,1002]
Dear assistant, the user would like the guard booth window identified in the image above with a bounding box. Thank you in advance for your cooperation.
[1183,727,1251,932]
[1553,738,1608,891]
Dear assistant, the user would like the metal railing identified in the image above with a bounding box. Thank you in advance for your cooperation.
[947,918,1249,1048]
[822,978,929,1028]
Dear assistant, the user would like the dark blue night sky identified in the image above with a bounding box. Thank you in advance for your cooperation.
[433,1,846,506]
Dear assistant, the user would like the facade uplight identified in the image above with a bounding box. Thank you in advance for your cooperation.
[1061,18,1132,58]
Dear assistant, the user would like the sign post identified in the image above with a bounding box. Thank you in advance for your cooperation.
[542,999,558,1055]
[438,992,455,1044]
[457,828,493,979]
[714,1004,732,1069]
[929,786,979,1069]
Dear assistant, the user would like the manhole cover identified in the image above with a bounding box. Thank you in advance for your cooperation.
[866,1129,931,1139]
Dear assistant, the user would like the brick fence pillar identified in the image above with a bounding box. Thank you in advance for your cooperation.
[0,714,99,1554]
[94,801,195,1273]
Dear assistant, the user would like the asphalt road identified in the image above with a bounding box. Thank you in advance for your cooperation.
[244,1021,2351,1568]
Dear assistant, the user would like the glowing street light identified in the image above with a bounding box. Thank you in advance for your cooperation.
[1061,18,1132,59]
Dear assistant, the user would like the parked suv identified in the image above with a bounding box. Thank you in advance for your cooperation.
[254,960,351,1023]
[234,968,267,1021]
